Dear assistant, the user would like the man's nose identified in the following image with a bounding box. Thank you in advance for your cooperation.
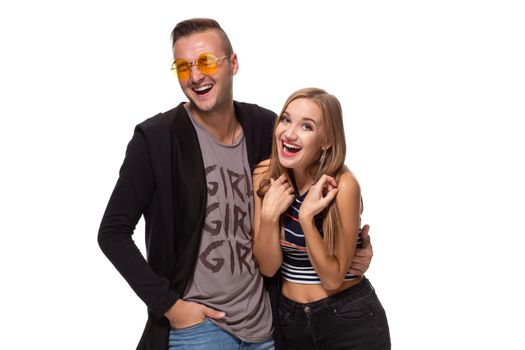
[189,64,204,81]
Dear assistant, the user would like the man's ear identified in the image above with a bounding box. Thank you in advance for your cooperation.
[230,53,239,75]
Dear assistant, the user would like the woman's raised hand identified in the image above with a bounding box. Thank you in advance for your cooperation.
[261,174,295,221]
[299,174,338,221]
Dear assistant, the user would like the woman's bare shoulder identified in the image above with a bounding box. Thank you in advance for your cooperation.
[337,166,360,195]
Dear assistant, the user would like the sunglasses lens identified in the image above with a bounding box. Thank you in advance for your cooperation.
[197,53,218,75]
[174,59,191,80]
[172,53,225,80]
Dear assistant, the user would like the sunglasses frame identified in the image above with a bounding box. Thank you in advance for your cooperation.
[171,52,228,80]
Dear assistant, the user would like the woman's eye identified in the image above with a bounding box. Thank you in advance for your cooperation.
[281,116,291,124]
[302,123,313,131]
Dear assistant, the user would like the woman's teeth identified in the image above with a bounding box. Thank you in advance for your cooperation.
[283,141,301,153]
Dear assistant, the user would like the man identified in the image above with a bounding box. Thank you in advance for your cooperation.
[98,18,373,350]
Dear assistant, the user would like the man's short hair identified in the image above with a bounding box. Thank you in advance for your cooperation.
[171,18,233,56]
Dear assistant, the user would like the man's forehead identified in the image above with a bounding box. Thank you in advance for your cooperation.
[173,31,223,57]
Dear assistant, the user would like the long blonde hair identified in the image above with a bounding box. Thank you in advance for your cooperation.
[256,87,347,255]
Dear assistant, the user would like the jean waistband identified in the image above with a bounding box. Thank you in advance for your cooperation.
[279,277,374,314]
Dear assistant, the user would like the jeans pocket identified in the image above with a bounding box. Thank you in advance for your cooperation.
[170,317,208,332]
[332,293,375,324]
[168,318,213,349]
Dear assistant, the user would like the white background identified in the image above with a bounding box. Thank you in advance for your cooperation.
[1,1,524,349]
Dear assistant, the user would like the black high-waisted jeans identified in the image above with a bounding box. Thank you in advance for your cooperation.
[278,277,390,350]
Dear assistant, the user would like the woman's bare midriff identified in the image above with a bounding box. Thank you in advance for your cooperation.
[281,276,363,303]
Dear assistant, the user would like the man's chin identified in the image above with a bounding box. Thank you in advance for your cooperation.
[187,100,209,114]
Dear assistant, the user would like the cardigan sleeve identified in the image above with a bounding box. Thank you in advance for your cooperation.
[98,129,179,318]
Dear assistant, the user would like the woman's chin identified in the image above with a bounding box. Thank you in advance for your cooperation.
[278,158,300,170]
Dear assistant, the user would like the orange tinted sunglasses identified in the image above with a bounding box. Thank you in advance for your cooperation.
[171,52,228,80]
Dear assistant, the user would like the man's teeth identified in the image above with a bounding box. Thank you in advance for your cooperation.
[195,85,212,92]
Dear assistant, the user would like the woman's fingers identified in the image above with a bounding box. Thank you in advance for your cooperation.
[311,174,338,198]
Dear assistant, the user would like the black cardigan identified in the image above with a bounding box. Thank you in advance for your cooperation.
[98,102,279,349]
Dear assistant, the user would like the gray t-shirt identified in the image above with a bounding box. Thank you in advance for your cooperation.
[183,107,273,342]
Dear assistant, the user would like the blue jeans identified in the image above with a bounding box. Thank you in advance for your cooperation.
[278,277,390,350]
[168,318,275,350]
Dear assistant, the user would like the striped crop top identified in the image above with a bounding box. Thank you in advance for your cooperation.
[280,174,362,285]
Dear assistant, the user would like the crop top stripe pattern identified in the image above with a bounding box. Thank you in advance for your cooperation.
[280,179,361,285]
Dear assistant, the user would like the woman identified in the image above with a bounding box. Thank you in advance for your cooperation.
[253,88,390,349]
